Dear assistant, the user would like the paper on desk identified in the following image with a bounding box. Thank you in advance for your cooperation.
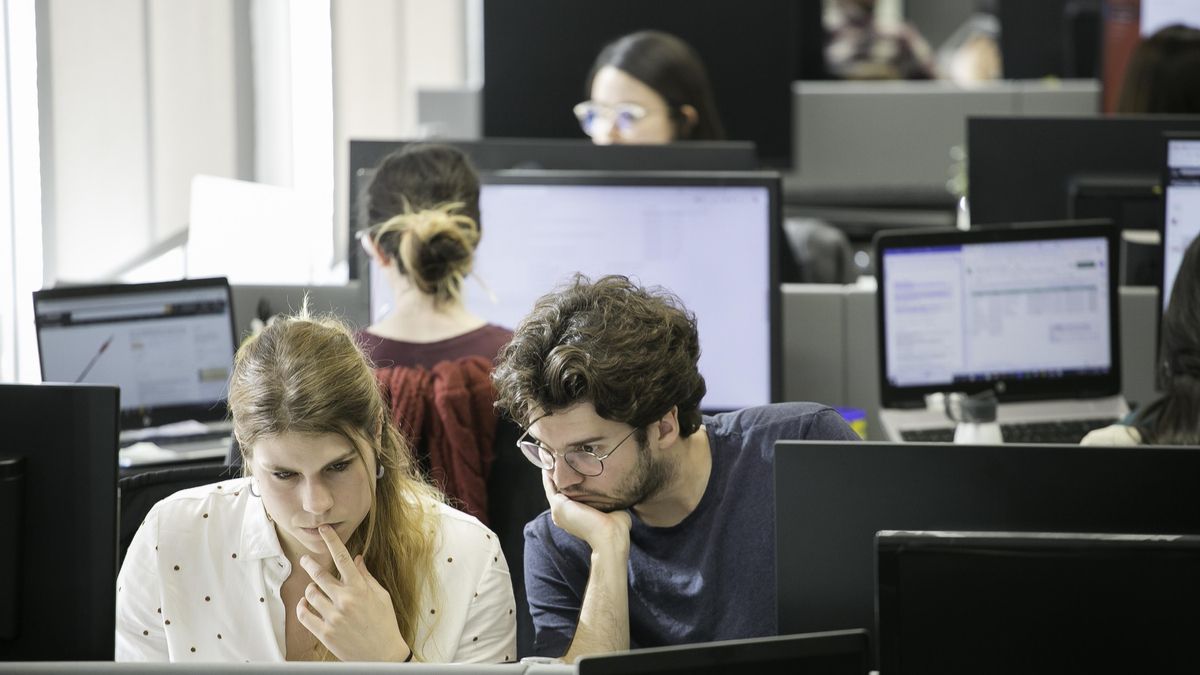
[121,420,211,441]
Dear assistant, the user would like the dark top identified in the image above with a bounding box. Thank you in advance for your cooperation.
[356,324,512,370]
[522,402,861,657]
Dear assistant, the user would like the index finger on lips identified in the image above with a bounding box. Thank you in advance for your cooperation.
[318,524,360,584]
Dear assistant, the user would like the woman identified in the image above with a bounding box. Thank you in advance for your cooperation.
[1116,24,1200,115]
[116,311,517,662]
[357,143,511,368]
[575,30,725,144]
[1083,235,1200,446]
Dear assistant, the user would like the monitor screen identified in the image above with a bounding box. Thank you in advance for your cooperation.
[877,531,1200,674]
[0,383,119,660]
[369,172,780,410]
[874,222,1119,406]
[1162,136,1200,310]
[34,278,236,429]
[774,441,1200,668]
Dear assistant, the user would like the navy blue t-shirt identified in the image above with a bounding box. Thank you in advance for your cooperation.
[522,402,860,657]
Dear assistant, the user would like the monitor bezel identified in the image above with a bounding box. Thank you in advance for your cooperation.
[32,276,236,430]
[873,219,1121,408]
[1156,131,1200,393]
[369,169,783,410]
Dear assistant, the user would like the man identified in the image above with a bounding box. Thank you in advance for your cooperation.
[491,275,860,661]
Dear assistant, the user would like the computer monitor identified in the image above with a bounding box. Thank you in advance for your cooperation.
[1160,132,1200,312]
[576,630,870,675]
[876,530,1200,674]
[774,441,1200,666]
[874,220,1119,407]
[968,115,1200,230]
[369,170,782,411]
[33,277,237,430]
[0,383,119,660]
[480,0,822,167]
[347,138,760,275]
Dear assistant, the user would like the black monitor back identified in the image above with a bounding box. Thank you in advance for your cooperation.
[576,629,870,675]
[480,0,821,167]
[0,383,119,660]
[775,441,1200,666]
[968,115,1200,228]
[877,530,1200,674]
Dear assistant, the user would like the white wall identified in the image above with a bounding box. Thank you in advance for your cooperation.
[331,0,467,266]
[38,0,244,285]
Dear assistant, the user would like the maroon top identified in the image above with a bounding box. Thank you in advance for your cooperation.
[356,324,513,370]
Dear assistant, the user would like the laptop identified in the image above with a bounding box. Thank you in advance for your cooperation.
[874,220,1127,443]
[576,630,870,675]
[33,277,237,466]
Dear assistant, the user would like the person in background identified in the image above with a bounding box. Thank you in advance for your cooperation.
[1116,24,1200,114]
[575,30,725,144]
[492,275,861,661]
[116,311,516,662]
[1083,235,1200,446]
[356,143,511,368]
[825,0,937,80]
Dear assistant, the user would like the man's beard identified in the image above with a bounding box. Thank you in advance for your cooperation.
[574,439,673,513]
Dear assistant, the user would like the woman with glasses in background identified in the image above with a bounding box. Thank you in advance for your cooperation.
[574,30,725,145]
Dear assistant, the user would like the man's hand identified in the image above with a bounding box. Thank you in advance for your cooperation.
[295,525,413,662]
[542,471,632,551]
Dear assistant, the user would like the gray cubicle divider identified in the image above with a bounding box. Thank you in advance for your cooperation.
[785,79,1100,201]
[231,283,370,344]
[782,283,1158,440]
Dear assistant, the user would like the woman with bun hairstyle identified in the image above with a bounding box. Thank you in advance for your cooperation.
[357,144,511,368]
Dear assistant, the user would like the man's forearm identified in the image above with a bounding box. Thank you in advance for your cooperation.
[563,538,631,663]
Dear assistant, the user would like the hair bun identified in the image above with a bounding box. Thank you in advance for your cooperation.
[373,203,480,302]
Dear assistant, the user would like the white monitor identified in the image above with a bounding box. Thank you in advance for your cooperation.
[370,171,781,410]
[1162,135,1200,310]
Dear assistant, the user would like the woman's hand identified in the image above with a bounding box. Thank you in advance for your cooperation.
[296,525,413,662]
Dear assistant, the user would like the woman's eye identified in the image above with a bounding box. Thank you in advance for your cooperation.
[327,461,350,473]
[272,471,295,481]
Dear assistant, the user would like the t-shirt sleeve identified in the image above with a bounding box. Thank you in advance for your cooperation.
[453,533,518,663]
[807,407,862,441]
[115,503,168,661]
[523,516,588,658]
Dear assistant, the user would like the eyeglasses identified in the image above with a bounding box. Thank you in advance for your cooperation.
[572,101,657,137]
[517,423,639,477]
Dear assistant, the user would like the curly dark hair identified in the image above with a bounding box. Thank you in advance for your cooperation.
[492,274,707,438]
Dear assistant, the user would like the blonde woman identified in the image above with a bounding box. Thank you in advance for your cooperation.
[116,312,517,662]
[357,144,511,369]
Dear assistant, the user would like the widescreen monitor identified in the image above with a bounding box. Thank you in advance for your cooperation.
[369,171,782,411]
[877,530,1200,674]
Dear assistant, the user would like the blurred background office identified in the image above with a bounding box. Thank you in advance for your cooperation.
[2,0,1199,388]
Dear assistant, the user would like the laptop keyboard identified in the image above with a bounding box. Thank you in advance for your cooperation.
[900,417,1118,445]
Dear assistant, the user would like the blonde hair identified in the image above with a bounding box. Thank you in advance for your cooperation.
[228,307,443,660]
[372,202,481,306]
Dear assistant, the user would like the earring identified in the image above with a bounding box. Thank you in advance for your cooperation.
[248,478,261,498]
[376,464,385,480]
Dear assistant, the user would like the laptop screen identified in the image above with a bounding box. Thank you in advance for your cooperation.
[368,171,781,411]
[33,278,236,429]
[875,222,1119,406]
[1162,135,1200,310]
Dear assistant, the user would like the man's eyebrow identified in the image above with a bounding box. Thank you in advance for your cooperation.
[533,435,607,449]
